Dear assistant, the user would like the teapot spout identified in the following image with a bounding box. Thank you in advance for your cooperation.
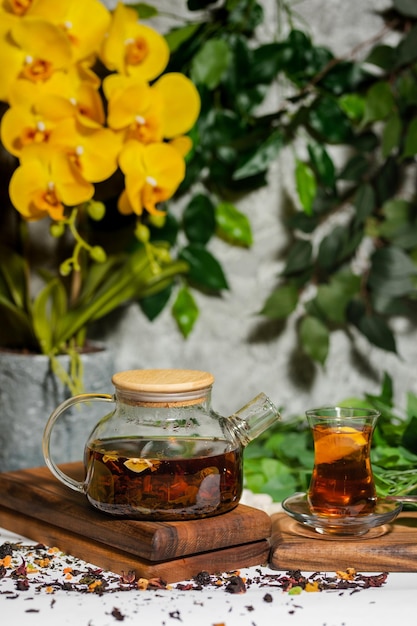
[228,392,281,446]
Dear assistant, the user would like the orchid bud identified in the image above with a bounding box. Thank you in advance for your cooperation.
[59,259,73,276]
[90,246,107,263]
[135,222,150,243]
[87,201,106,221]
[50,222,65,238]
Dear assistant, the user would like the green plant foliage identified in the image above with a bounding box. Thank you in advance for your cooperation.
[172,285,199,337]
[162,0,417,365]
[183,194,216,245]
[215,202,253,246]
[260,284,298,319]
[179,244,229,291]
[299,315,329,364]
[244,374,417,504]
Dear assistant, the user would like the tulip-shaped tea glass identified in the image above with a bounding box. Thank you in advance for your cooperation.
[306,407,379,517]
[282,406,403,536]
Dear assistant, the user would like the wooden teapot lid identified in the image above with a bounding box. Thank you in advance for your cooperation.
[112,369,214,405]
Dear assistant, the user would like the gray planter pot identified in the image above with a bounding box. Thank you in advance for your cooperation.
[0,347,114,472]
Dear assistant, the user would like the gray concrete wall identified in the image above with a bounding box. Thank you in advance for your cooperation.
[97,0,417,420]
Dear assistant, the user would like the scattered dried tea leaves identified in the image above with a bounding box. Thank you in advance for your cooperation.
[178,568,389,595]
[0,541,389,600]
[110,607,125,621]
[336,567,356,580]
[224,575,246,594]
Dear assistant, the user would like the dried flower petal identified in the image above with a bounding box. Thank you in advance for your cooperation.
[120,570,136,584]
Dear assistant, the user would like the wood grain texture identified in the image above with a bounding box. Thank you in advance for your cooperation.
[0,505,270,583]
[0,463,271,563]
[270,512,417,572]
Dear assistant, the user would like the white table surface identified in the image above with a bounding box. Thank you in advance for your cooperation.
[1,522,415,626]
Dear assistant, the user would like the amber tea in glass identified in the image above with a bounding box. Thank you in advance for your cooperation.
[306,407,380,517]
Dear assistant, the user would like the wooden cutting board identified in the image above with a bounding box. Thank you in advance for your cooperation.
[270,511,417,572]
[0,463,271,582]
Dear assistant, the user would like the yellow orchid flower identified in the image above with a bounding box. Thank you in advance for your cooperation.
[49,117,121,183]
[1,0,67,18]
[152,73,201,138]
[7,61,104,130]
[54,0,110,63]
[8,71,71,107]
[9,144,94,221]
[36,82,106,128]
[105,77,164,144]
[1,74,107,157]
[0,8,17,33]
[118,141,186,216]
[100,2,169,81]
[104,72,200,146]
[0,104,56,156]
[0,17,72,102]
[169,135,194,158]
[2,0,111,63]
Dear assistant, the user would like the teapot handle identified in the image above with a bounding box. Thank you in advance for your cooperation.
[42,393,114,493]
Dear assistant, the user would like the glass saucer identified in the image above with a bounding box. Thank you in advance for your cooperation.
[282,492,402,537]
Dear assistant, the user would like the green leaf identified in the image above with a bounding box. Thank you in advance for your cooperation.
[260,284,298,319]
[338,93,365,121]
[393,0,417,17]
[172,286,199,338]
[282,240,313,276]
[406,391,417,419]
[299,315,329,365]
[32,279,67,354]
[368,246,417,298]
[357,314,397,353]
[317,225,347,269]
[319,60,362,95]
[233,129,285,180]
[402,116,417,158]
[308,96,353,142]
[190,39,231,89]
[0,294,35,348]
[183,194,216,244]
[307,143,336,188]
[59,250,187,345]
[396,24,417,66]
[339,154,369,182]
[179,244,229,291]
[365,45,397,71]
[397,70,417,107]
[165,23,201,53]
[401,416,417,454]
[315,272,361,323]
[251,42,288,84]
[382,113,402,157]
[354,183,376,223]
[140,284,173,321]
[295,160,316,215]
[363,81,395,124]
[375,157,400,204]
[129,3,159,18]
[0,247,28,310]
[227,0,264,32]
[379,199,417,250]
[215,202,253,246]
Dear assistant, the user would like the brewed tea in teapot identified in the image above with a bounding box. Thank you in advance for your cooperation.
[43,369,280,521]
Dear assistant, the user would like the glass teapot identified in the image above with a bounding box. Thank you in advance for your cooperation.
[42,369,280,521]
